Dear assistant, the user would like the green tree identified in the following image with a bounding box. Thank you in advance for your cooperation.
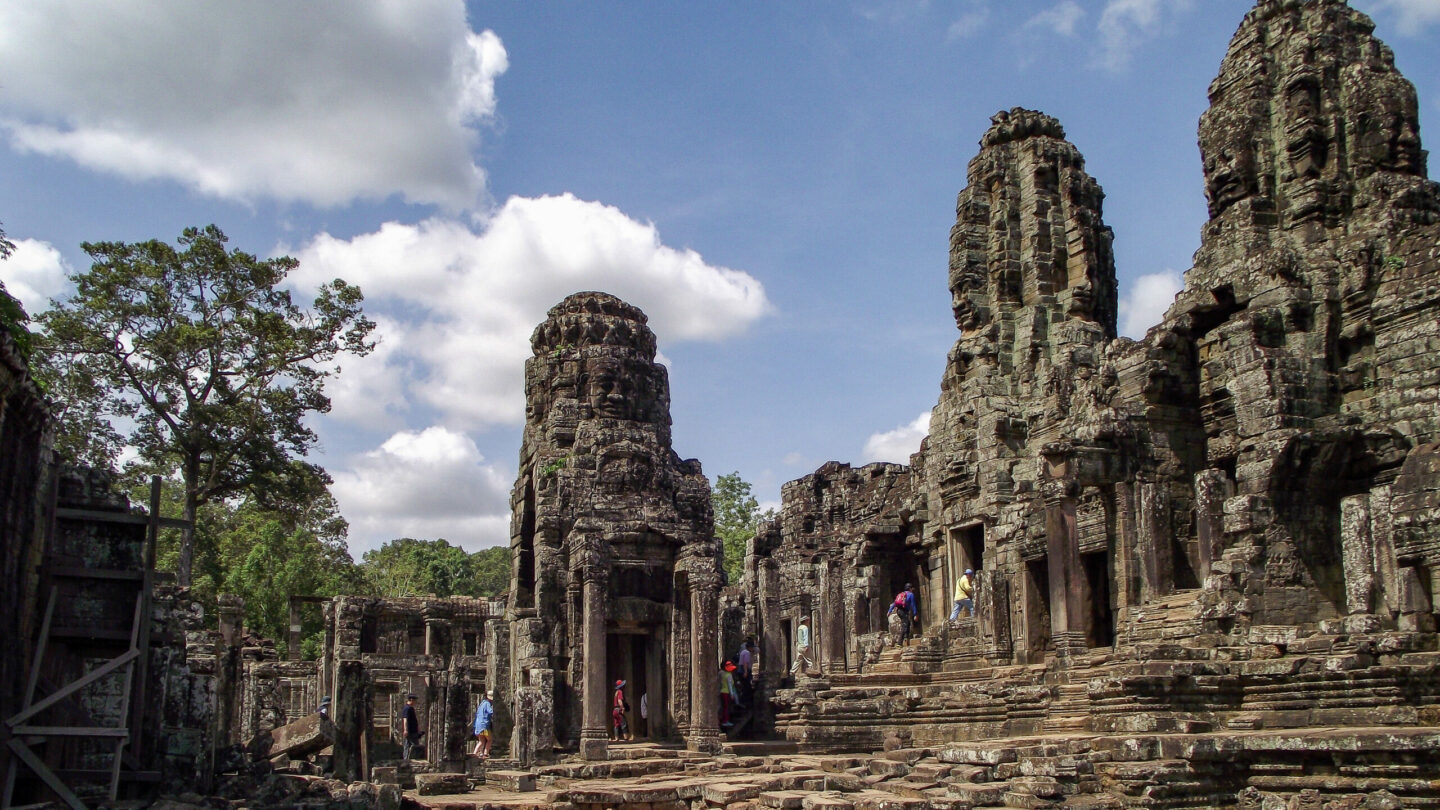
[221,501,367,653]
[0,221,35,362]
[470,545,512,597]
[713,472,773,585]
[38,225,375,585]
[361,538,510,598]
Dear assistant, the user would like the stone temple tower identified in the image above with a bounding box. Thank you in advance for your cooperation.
[919,108,1126,662]
[507,292,722,762]
[1152,0,1440,631]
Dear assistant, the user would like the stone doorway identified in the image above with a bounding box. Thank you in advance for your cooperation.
[1081,550,1115,648]
[606,630,665,740]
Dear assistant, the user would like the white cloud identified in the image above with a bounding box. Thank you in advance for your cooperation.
[331,426,513,553]
[1357,0,1440,34]
[1094,0,1194,71]
[947,2,991,40]
[861,411,932,465]
[292,193,772,430]
[1118,269,1183,339]
[0,1,506,209]
[1025,1,1085,36]
[0,239,71,314]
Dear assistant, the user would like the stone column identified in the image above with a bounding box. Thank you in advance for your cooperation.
[687,574,723,753]
[579,568,609,760]
[1340,494,1375,615]
[1136,477,1174,601]
[332,659,371,783]
[1194,470,1230,585]
[288,596,304,661]
[1044,491,1086,658]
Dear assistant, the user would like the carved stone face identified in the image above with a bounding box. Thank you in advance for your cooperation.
[1284,78,1328,179]
[1203,131,1260,217]
[587,359,634,420]
[1360,103,1423,175]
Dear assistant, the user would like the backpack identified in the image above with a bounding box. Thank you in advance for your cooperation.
[893,592,908,609]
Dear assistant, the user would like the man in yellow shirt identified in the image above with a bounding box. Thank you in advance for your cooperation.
[949,569,976,621]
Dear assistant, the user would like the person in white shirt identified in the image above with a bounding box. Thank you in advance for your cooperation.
[789,616,814,676]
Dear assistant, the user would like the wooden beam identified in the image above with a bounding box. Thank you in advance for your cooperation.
[11,726,130,738]
[5,648,140,728]
[5,739,88,810]
[54,506,186,529]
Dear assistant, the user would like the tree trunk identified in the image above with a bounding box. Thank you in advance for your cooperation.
[178,458,199,587]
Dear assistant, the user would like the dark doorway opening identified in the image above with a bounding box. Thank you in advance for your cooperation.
[515,482,536,609]
[1081,550,1115,648]
[780,619,793,676]
[606,632,651,739]
[1025,558,1052,660]
[957,524,985,573]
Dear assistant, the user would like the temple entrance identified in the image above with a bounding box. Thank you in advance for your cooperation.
[1081,550,1115,648]
[951,524,985,574]
[1024,558,1052,660]
[606,630,664,739]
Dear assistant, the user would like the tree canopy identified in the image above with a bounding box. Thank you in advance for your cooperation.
[38,225,375,584]
[361,538,511,598]
[713,471,774,585]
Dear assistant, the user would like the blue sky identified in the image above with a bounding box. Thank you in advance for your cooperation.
[2,0,1437,553]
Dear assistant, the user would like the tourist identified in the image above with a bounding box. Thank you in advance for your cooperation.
[950,569,976,621]
[905,583,920,639]
[612,680,631,741]
[790,615,814,676]
[720,661,738,726]
[640,691,648,735]
[737,640,754,707]
[472,690,494,759]
[401,693,421,761]
[317,695,330,721]
[888,585,916,645]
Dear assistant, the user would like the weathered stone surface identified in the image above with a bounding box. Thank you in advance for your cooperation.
[508,292,722,761]
[414,771,469,795]
[259,711,334,759]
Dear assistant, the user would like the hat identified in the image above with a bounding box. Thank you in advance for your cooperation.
[319,696,331,705]
[614,679,626,689]
[799,615,809,622]
[486,690,494,699]
[724,661,737,672]
[965,569,973,575]
[406,693,417,700]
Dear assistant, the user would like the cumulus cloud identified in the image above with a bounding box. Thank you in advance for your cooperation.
[862,411,932,465]
[292,193,772,430]
[0,1,506,209]
[1025,1,1085,36]
[1118,269,1183,338]
[1357,0,1440,34]
[0,239,71,314]
[1094,0,1194,71]
[331,426,513,552]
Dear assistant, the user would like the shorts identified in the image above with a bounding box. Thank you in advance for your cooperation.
[477,729,491,740]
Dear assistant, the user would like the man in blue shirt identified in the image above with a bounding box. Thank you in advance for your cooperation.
[472,690,495,759]
[401,694,421,761]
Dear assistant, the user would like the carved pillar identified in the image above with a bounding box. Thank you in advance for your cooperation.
[288,596,304,661]
[579,568,609,760]
[1044,490,1086,658]
[687,574,723,753]
[1136,477,1174,601]
[1340,494,1375,615]
[671,576,691,739]
[1194,470,1231,586]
